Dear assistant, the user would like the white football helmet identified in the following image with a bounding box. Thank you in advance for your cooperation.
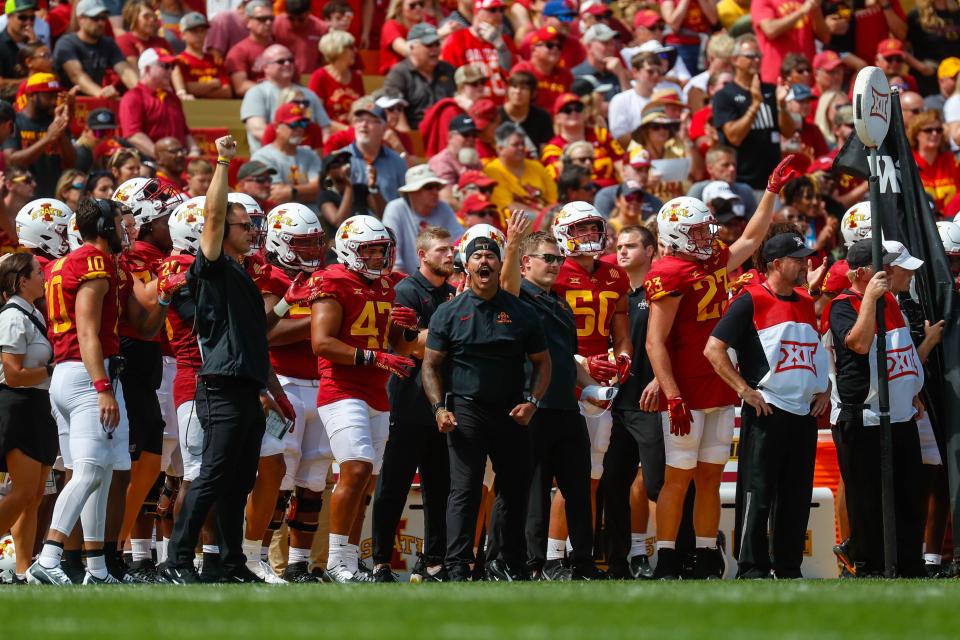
[15,198,71,258]
[67,213,82,251]
[334,215,396,278]
[656,196,718,260]
[169,196,206,255]
[265,203,325,271]
[841,202,872,247]
[552,201,606,256]
[937,221,960,256]
[458,223,506,266]
[112,177,184,227]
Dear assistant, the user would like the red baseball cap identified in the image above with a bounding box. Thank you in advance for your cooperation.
[634,9,661,29]
[553,92,583,116]
[468,98,499,130]
[474,0,504,10]
[877,38,905,58]
[274,102,310,125]
[581,0,609,16]
[460,193,498,216]
[23,72,61,94]
[806,155,835,175]
[530,25,563,46]
[813,50,842,71]
[458,170,496,189]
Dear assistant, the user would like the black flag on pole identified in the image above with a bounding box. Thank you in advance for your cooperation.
[835,95,960,547]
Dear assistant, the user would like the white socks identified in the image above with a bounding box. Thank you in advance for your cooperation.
[202,544,219,555]
[925,553,942,565]
[631,533,651,558]
[261,546,270,562]
[546,538,566,561]
[38,542,63,569]
[327,534,350,570]
[656,540,676,551]
[696,536,717,549]
[289,547,311,565]
[242,539,262,566]
[86,553,108,579]
[131,539,152,562]
[157,538,170,565]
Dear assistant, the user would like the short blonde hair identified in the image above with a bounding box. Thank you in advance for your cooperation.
[320,29,355,63]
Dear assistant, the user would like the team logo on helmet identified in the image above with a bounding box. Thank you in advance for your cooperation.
[34,202,55,222]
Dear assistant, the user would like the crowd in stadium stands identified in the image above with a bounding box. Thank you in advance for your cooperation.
[2,0,960,585]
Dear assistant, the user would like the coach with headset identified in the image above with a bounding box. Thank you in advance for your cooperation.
[423,231,551,582]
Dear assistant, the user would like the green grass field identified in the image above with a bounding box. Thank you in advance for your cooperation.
[2,581,958,639]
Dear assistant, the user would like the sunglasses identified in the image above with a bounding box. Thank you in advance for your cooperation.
[88,13,110,22]
[739,52,762,60]
[248,175,273,184]
[884,56,904,64]
[570,155,593,164]
[386,105,404,113]
[15,12,35,22]
[467,79,487,88]
[165,147,187,154]
[483,6,505,12]
[651,22,665,30]
[560,103,585,114]
[648,123,675,132]
[538,41,561,50]
[286,119,310,129]
[229,222,257,232]
[529,253,566,264]
[12,175,36,184]
[69,182,85,190]
[421,183,443,191]
[252,15,275,22]
[794,67,811,74]
[471,209,496,218]
[271,57,295,65]
[921,127,943,135]
[30,50,52,59]
[407,1,424,8]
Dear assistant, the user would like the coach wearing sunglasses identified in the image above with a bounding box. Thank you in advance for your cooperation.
[251,102,322,212]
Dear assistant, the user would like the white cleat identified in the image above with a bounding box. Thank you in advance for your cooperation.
[249,560,288,584]
[26,561,73,586]
[82,571,122,585]
[327,563,373,584]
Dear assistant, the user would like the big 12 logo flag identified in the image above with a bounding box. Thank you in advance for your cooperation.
[834,96,960,535]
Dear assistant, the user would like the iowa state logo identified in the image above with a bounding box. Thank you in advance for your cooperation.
[775,340,819,374]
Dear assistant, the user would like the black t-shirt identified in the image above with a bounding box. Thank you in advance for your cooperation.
[388,271,455,425]
[499,105,554,151]
[908,8,960,95]
[613,286,655,410]
[0,29,22,79]
[712,80,782,190]
[426,288,547,406]
[187,249,270,387]
[53,33,124,89]
[1,111,72,198]
[519,279,578,411]
[829,292,869,407]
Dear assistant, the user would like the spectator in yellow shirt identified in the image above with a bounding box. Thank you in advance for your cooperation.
[484,122,558,224]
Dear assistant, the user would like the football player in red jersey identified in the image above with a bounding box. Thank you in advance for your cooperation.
[310,214,417,583]
[259,202,332,583]
[112,177,184,583]
[644,155,798,579]
[822,202,872,306]
[27,198,174,586]
[546,201,632,571]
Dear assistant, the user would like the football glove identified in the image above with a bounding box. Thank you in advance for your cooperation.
[667,397,693,437]
[615,353,632,385]
[587,354,618,383]
[390,305,419,330]
[284,272,321,306]
[274,392,296,422]
[157,270,187,297]
[766,153,800,194]
[358,349,415,378]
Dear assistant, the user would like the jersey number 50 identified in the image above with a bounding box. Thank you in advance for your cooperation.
[566,290,619,338]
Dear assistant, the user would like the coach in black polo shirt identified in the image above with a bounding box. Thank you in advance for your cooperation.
[423,233,551,582]
[162,136,286,584]
[372,227,456,582]
[518,231,600,581]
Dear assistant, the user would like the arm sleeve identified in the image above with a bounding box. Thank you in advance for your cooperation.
[0,313,29,355]
[711,292,754,347]
[829,298,859,345]
[426,306,450,352]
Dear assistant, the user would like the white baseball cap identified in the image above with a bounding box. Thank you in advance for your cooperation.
[882,240,924,270]
[702,180,740,203]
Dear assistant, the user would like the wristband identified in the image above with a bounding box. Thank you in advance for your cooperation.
[158,295,171,307]
[273,298,292,317]
[354,348,375,366]
[217,156,230,166]
[93,378,112,393]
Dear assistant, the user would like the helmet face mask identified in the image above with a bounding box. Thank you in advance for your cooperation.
[15,199,72,258]
[113,178,184,227]
[265,203,325,271]
[334,215,396,278]
[657,197,717,260]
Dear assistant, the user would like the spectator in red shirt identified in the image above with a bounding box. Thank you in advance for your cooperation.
[512,26,573,112]
[117,1,170,68]
[420,63,487,156]
[119,47,201,159]
[224,0,274,97]
[518,0,586,71]
[309,29,364,126]
[440,0,517,102]
[540,92,624,187]
[752,0,829,84]
[172,12,232,100]
[273,0,328,77]
[660,0,719,75]
[205,0,251,62]
[153,136,188,190]
[910,110,960,214]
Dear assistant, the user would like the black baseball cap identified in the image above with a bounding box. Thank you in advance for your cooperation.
[87,108,117,131]
[846,238,897,269]
[449,114,478,135]
[321,148,351,175]
[762,232,816,261]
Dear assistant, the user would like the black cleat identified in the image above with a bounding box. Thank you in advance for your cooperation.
[629,555,655,580]
[61,558,86,585]
[653,548,681,580]
[158,564,202,585]
[125,559,159,584]
[223,565,265,583]
[693,547,723,580]
[281,561,324,583]
[372,565,399,583]
[356,559,374,578]
[446,566,471,582]
[833,538,856,577]
[199,555,224,583]
[540,559,572,581]
[570,564,607,581]
[485,558,524,582]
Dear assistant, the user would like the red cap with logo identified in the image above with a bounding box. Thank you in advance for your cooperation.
[813,50,842,71]
[877,38,905,58]
[274,102,310,125]
[460,193,498,215]
[530,25,563,45]
[634,9,661,28]
[553,92,583,116]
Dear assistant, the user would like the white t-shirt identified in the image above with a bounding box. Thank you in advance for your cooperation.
[0,296,52,390]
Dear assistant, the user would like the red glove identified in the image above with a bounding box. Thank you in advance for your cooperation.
[284,272,320,306]
[616,354,632,385]
[157,270,187,297]
[587,354,618,383]
[360,350,416,378]
[275,393,296,422]
[667,397,693,436]
[766,153,800,194]
[390,305,419,330]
